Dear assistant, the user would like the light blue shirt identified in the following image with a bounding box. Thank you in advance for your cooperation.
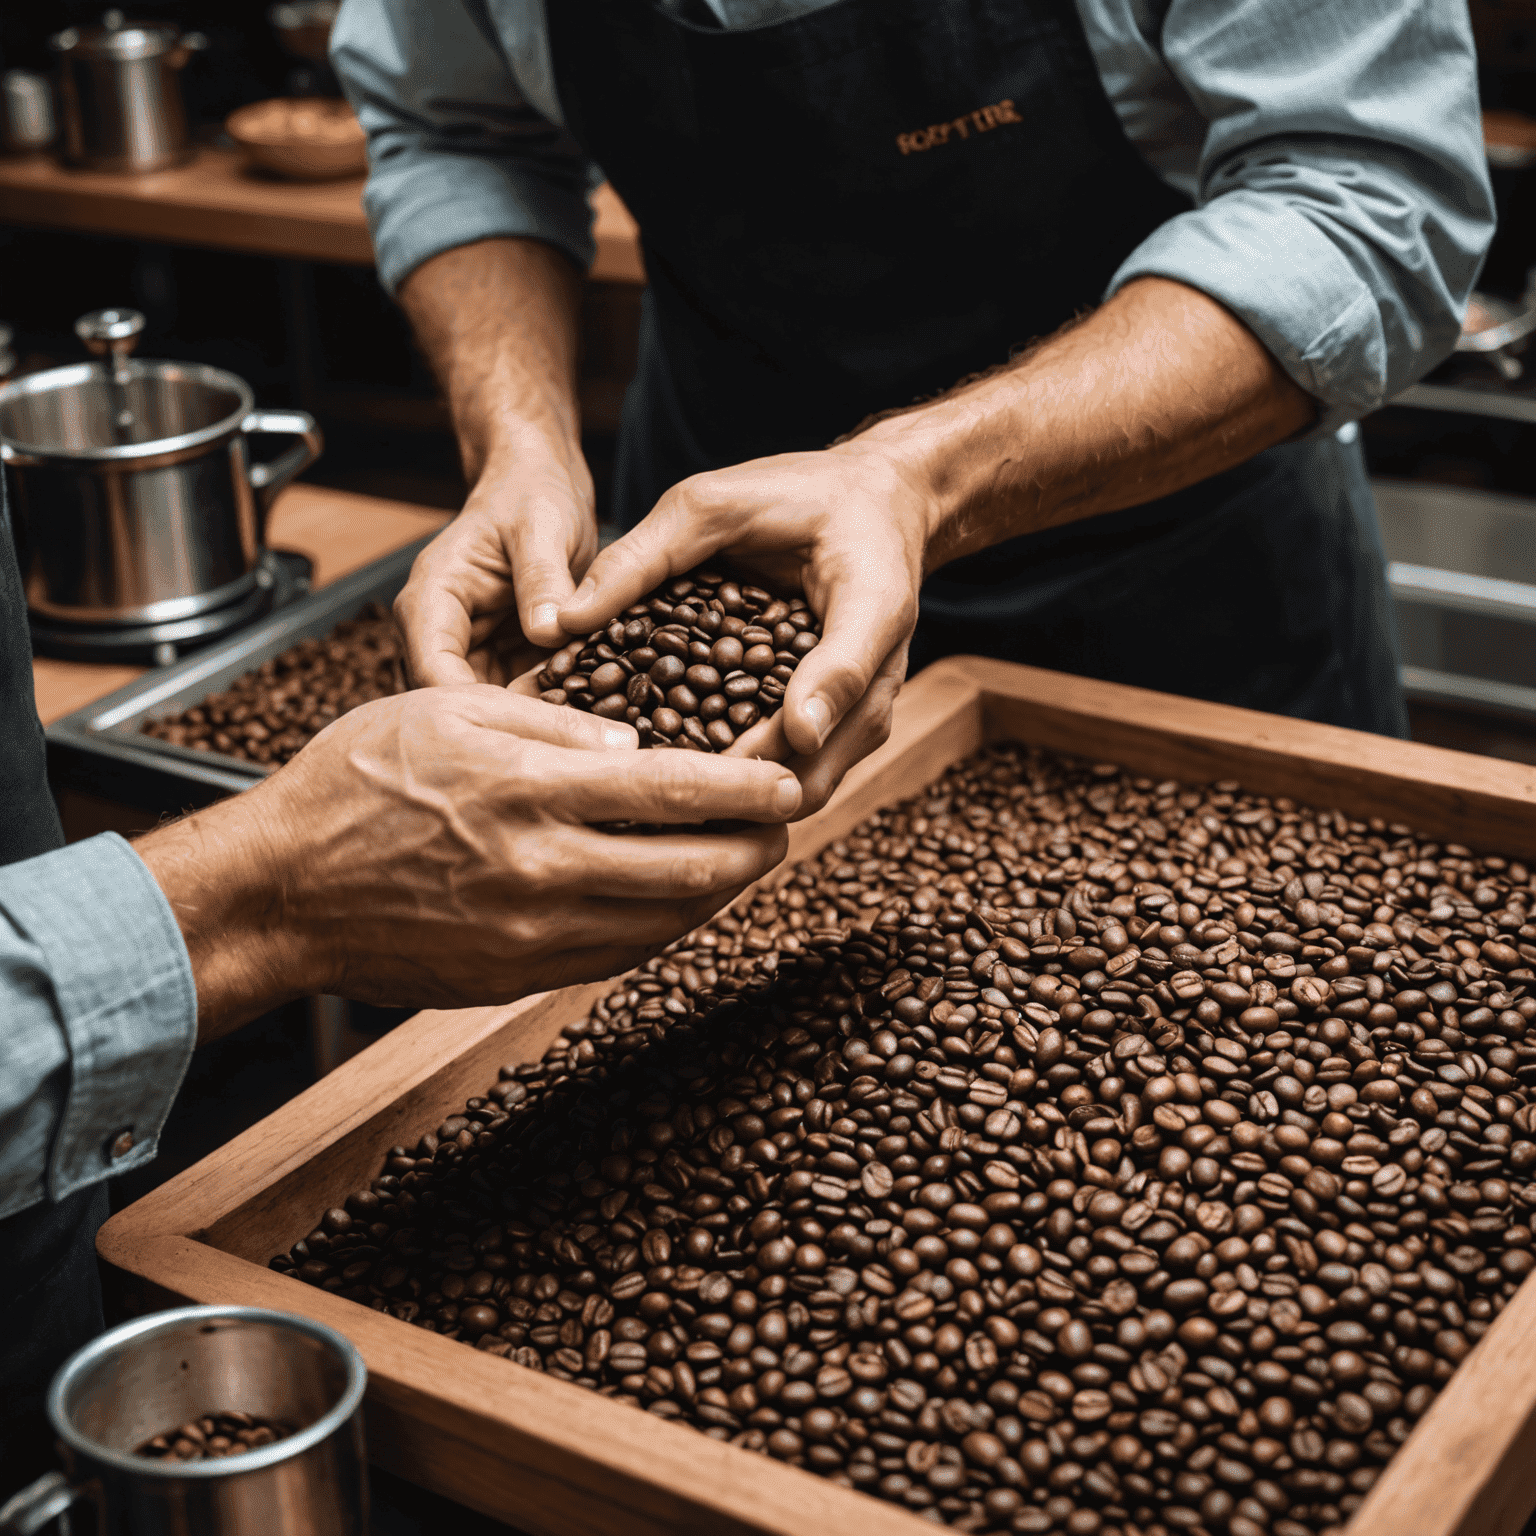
[332,0,1494,431]
[0,833,196,1220]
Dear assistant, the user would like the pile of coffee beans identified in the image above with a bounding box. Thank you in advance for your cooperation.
[135,1412,291,1461]
[534,568,821,751]
[141,605,404,767]
[275,741,1536,1536]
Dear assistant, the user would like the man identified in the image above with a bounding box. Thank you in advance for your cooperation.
[0,469,801,1485]
[334,0,1492,811]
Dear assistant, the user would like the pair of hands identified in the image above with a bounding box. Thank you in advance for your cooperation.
[140,434,926,1035]
[394,434,933,814]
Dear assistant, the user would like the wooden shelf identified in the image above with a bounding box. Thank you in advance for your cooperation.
[0,147,645,284]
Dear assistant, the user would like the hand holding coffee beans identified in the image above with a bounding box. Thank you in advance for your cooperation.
[277,741,1536,1536]
[533,569,821,752]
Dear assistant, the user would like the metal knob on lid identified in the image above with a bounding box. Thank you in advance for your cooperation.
[76,307,144,433]
[76,307,145,375]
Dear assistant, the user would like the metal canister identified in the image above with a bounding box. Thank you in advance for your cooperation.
[50,16,206,174]
[0,1306,368,1536]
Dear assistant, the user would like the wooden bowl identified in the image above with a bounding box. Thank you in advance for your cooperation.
[226,97,365,182]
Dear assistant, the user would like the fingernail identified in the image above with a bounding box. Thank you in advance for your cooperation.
[803,696,832,748]
[570,577,597,608]
[531,602,559,635]
[774,775,802,816]
[602,725,634,749]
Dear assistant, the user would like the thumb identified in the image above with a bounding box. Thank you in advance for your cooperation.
[513,518,585,650]
[781,572,910,755]
[558,495,715,635]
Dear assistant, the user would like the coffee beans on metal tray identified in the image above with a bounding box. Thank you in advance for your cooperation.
[275,742,1536,1536]
[534,568,822,751]
[141,605,405,767]
[136,1411,292,1461]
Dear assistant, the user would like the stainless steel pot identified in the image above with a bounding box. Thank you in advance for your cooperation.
[0,308,321,628]
[50,15,205,174]
[0,1305,368,1536]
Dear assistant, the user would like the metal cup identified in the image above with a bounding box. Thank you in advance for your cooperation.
[49,18,206,175]
[0,1305,368,1536]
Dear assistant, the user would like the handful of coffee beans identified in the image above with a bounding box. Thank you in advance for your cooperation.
[276,741,1536,1536]
[534,568,821,752]
[136,1411,291,1461]
[141,605,404,767]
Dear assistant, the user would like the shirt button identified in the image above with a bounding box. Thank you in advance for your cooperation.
[108,1128,135,1160]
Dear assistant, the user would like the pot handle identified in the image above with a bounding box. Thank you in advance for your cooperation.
[0,1470,91,1535]
[242,409,323,539]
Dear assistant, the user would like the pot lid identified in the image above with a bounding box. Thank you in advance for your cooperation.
[50,16,184,61]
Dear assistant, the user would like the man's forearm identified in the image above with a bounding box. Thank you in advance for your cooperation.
[398,237,585,482]
[859,277,1317,569]
[135,789,317,1044]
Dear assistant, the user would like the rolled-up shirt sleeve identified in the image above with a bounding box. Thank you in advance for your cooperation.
[1105,0,1494,430]
[331,0,595,294]
[0,833,196,1220]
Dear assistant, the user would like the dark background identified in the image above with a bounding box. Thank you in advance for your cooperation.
[7,3,1536,1527]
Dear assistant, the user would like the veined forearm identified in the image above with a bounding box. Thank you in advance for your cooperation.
[858,277,1316,570]
[135,786,316,1044]
[397,237,586,482]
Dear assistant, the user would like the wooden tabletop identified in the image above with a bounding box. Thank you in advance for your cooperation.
[0,147,645,284]
[31,483,450,727]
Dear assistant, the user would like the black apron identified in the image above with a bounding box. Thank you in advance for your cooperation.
[0,473,108,1494]
[546,0,1407,734]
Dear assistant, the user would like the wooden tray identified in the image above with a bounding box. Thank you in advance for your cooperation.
[97,656,1536,1536]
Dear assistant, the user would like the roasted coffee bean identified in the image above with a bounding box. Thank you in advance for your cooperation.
[536,567,823,751]
[281,739,1536,1534]
[142,604,406,767]
[589,662,627,698]
[710,636,745,671]
[136,1412,291,1461]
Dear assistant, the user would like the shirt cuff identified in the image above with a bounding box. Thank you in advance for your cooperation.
[2,833,196,1202]
[1105,194,1396,438]
[364,150,597,295]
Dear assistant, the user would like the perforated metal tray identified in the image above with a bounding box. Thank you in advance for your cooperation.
[45,536,432,814]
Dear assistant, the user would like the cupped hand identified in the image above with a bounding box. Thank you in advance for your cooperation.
[394,450,597,688]
[556,439,937,814]
[137,689,801,1033]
